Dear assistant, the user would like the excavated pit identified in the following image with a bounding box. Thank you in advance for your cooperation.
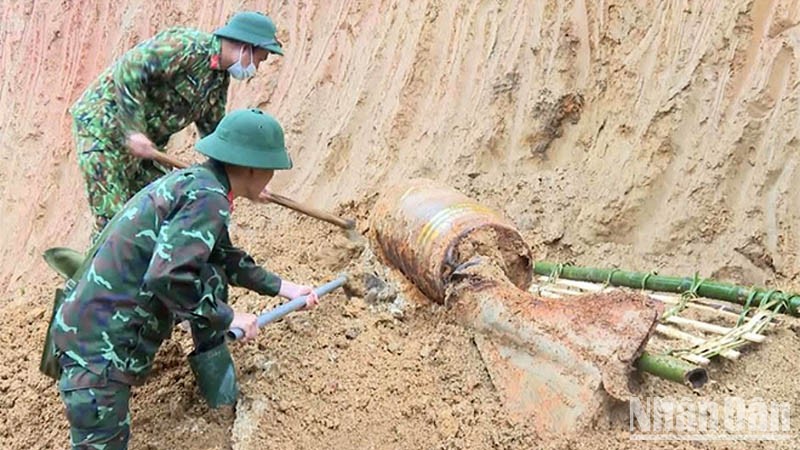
[5,1,800,448]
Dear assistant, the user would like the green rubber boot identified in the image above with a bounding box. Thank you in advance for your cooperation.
[40,288,66,379]
[188,342,239,408]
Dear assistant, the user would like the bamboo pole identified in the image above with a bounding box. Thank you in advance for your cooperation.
[635,352,708,389]
[534,262,800,316]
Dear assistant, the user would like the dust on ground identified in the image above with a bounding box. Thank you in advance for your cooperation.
[2,200,799,449]
[2,0,800,449]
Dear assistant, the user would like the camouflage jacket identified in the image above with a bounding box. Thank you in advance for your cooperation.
[71,27,229,147]
[52,160,281,386]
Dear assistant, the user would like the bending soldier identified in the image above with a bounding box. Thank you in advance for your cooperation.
[71,11,284,240]
[52,109,318,449]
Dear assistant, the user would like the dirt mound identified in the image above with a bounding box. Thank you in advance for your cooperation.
[2,0,800,449]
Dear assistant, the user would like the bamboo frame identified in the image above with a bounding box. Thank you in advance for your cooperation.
[534,261,800,315]
[529,265,780,371]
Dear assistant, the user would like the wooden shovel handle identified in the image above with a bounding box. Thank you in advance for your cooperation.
[261,191,355,230]
[150,152,356,230]
[151,152,190,170]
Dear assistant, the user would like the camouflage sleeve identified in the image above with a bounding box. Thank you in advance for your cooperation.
[143,191,233,331]
[195,83,227,137]
[211,230,282,296]
[112,31,191,136]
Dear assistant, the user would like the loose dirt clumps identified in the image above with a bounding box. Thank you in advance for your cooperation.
[3,1,800,449]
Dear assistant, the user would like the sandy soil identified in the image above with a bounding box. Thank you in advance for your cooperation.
[1,0,800,448]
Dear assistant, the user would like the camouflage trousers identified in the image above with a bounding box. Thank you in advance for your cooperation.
[58,362,132,450]
[74,120,167,242]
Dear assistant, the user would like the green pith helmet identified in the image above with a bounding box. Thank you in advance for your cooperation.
[196,109,292,170]
[214,11,284,56]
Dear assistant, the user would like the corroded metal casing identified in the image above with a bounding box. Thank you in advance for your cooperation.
[371,179,532,302]
[370,178,661,434]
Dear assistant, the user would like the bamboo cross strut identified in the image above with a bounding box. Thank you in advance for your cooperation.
[151,152,356,230]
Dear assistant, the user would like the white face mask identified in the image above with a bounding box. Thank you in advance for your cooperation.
[228,45,256,80]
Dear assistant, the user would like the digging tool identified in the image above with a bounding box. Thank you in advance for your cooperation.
[371,178,662,434]
[150,152,357,231]
[39,209,129,379]
[150,151,192,172]
[261,191,356,230]
[227,275,348,341]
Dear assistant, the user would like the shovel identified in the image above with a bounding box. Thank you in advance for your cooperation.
[150,152,358,233]
[227,275,348,340]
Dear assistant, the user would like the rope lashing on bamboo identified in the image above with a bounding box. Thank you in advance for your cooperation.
[664,273,706,319]
[603,268,621,289]
[640,271,656,292]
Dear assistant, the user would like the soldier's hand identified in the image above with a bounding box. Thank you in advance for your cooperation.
[257,186,270,202]
[230,311,259,342]
[126,133,158,159]
[279,280,319,310]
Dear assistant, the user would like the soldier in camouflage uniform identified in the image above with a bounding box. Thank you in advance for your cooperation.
[52,109,319,450]
[71,11,285,240]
